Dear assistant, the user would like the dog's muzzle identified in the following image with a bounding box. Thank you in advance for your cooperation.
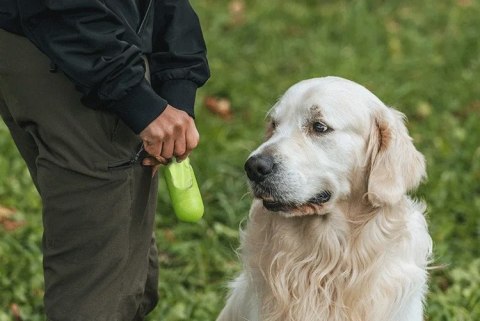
[262,191,332,212]
[245,155,332,215]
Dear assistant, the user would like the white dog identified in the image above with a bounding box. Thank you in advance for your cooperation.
[217,77,432,321]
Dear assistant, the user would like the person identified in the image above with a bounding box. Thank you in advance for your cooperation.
[0,0,210,320]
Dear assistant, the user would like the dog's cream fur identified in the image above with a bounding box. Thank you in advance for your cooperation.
[217,77,432,321]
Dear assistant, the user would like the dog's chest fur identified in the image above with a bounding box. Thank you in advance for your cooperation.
[241,200,429,321]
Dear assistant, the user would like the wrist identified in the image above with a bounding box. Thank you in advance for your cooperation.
[152,79,198,118]
[110,78,168,134]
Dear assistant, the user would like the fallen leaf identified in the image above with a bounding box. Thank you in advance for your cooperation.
[10,303,23,321]
[204,96,233,120]
[0,206,26,231]
[164,229,176,243]
[229,0,246,26]
[1,220,26,231]
[457,0,473,7]
[0,205,16,219]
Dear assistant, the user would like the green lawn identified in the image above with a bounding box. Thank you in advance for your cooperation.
[1,0,479,320]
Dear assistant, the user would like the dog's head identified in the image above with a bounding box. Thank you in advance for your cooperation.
[245,77,425,217]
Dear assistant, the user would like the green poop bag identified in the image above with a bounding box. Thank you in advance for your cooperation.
[164,158,204,222]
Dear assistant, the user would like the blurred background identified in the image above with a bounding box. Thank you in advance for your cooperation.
[1,0,479,320]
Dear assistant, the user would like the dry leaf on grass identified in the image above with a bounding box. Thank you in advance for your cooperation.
[457,0,473,7]
[0,205,26,231]
[0,205,16,218]
[205,96,233,120]
[229,0,246,27]
[11,303,23,321]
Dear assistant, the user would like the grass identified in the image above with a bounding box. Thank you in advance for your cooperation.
[1,0,479,320]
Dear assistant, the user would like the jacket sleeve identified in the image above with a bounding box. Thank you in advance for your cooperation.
[149,0,210,118]
[19,0,168,134]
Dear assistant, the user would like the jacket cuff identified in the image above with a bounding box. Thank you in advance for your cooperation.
[109,78,168,134]
[154,79,198,118]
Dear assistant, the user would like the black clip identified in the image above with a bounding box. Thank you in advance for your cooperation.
[130,144,146,165]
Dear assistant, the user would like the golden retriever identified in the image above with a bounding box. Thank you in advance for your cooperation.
[217,77,432,321]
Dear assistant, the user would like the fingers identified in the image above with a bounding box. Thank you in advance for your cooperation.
[187,124,200,151]
[162,139,175,160]
[143,141,163,160]
[139,105,200,162]
[176,122,200,161]
[142,156,168,166]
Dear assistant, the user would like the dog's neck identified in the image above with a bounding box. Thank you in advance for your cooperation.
[243,195,411,321]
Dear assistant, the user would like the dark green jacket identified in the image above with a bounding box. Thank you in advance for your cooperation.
[0,0,210,133]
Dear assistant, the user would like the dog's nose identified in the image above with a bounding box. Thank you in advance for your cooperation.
[245,155,275,182]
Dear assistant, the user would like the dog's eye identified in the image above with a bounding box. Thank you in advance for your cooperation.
[265,119,277,139]
[312,122,329,133]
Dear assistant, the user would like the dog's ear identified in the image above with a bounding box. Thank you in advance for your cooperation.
[366,107,426,206]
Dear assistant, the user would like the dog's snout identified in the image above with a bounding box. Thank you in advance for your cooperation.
[245,155,275,182]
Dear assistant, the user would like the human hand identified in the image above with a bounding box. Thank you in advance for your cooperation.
[140,105,199,173]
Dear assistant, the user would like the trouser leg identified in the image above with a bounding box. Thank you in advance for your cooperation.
[0,87,40,190]
[135,236,160,319]
[0,29,159,321]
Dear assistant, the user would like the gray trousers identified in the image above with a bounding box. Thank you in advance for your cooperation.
[0,29,159,320]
